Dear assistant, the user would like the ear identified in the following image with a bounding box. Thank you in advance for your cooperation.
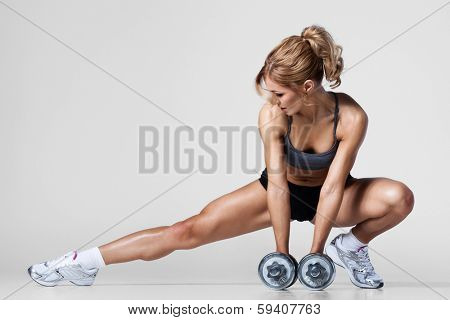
[303,79,316,95]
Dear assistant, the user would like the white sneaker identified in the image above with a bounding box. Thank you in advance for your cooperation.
[325,234,384,289]
[27,250,99,287]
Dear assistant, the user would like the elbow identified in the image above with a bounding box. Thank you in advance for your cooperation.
[267,183,290,198]
[320,185,343,197]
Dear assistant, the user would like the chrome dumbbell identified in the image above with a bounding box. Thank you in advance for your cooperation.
[258,252,298,290]
[297,253,336,291]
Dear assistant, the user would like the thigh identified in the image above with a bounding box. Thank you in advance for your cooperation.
[184,180,272,246]
[310,176,395,227]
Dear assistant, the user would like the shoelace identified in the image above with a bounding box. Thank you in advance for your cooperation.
[337,239,371,273]
[42,251,76,274]
[355,247,375,274]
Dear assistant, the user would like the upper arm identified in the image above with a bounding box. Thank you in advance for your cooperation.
[258,104,289,192]
[322,106,368,194]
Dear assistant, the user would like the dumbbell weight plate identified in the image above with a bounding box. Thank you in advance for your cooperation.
[258,252,297,290]
[285,254,298,288]
[297,253,336,291]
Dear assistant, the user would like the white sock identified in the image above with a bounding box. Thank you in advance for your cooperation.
[75,247,106,270]
[339,230,368,252]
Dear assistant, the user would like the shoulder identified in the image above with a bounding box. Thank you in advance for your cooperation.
[336,92,368,141]
[258,103,289,143]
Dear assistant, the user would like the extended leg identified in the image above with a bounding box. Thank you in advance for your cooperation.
[99,180,272,265]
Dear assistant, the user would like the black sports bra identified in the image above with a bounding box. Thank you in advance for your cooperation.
[284,92,340,170]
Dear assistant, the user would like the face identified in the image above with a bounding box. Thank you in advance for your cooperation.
[264,76,313,115]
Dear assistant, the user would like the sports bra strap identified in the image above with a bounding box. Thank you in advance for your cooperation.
[332,92,339,140]
[287,116,292,135]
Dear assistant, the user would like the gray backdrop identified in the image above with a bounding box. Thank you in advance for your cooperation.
[1,0,449,298]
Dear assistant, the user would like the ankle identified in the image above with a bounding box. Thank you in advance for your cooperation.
[76,247,106,270]
[339,230,368,252]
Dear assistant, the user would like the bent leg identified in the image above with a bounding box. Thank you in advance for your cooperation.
[349,178,414,243]
[99,180,271,264]
[310,176,415,243]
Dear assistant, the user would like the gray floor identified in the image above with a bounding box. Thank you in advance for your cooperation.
[9,282,450,300]
[2,268,449,300]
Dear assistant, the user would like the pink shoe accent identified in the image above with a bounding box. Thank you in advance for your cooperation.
[73,251,78,260]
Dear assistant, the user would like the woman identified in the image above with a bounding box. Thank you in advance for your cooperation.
[27,25,415,290]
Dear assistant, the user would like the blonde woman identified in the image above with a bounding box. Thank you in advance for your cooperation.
[28,25,414,289]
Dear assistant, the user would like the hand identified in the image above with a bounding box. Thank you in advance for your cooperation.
[309,248,324,255]
[276,247,290,256]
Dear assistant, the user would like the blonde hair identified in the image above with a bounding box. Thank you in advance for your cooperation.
[255,25,344,105]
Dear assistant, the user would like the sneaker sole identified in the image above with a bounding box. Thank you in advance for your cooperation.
[325,244,384,289]
[69,279,95,286]
[27,267,96,287]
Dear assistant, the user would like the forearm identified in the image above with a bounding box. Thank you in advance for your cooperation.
[267,185,291,253]
[310,190,344,253]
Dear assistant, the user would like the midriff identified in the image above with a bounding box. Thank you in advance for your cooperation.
[286,164,329,187]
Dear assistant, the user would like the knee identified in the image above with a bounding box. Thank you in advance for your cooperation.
[168,219,199,250]
[386,181,415,218]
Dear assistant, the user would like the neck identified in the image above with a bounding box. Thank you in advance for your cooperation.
[293,88,335,123]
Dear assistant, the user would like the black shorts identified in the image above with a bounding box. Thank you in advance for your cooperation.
[258,168,354,222]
